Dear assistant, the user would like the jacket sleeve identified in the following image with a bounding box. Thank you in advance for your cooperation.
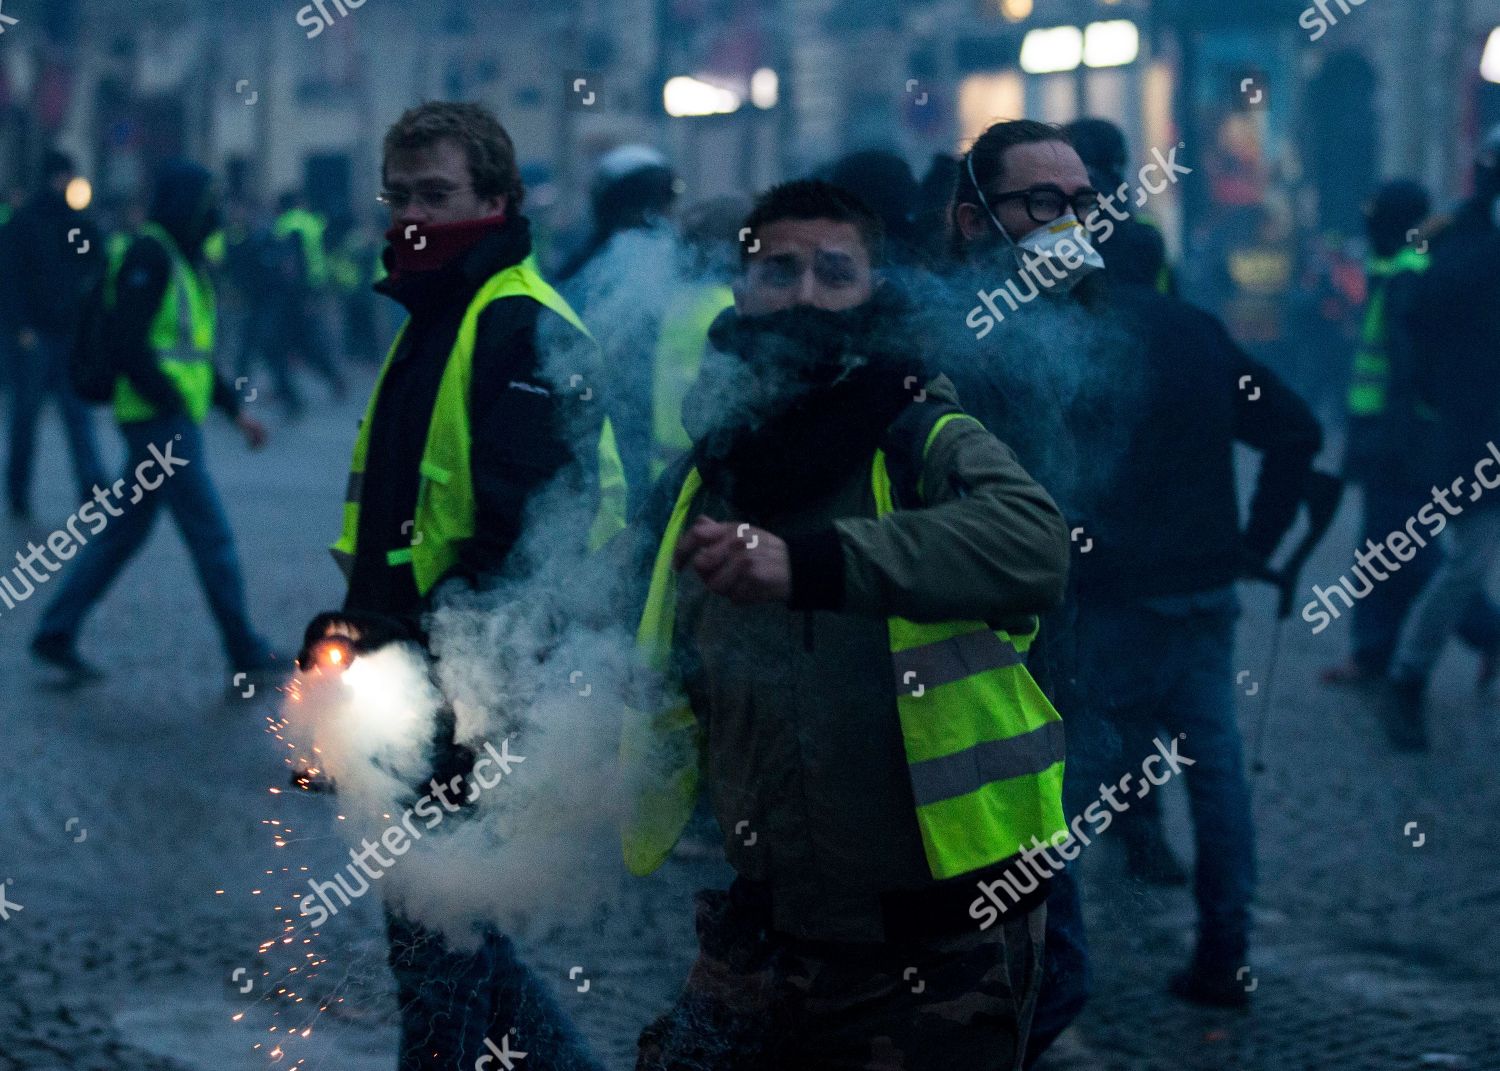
[1226,322,1323,561]
[438,300,575,592]
[110,238,187,417]
[211,371,243,419]
[820,416,1070,623]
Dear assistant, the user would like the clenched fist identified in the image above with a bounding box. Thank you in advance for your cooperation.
[673,515,791,605]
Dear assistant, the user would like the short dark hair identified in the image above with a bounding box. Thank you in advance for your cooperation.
[739,179,885,266]
[948,119,1070,260]
[383,101,524,210]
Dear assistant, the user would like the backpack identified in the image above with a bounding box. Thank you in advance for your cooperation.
[68,270,116,405]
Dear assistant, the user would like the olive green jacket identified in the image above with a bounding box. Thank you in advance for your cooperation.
[641,375,1069,942]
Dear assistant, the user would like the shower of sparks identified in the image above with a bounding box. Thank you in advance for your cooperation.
[225,673,395,1065]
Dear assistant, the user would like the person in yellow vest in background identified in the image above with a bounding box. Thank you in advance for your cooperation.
[273,193,330,290]
[263,190,347,414]
[628,181,1071,1071]
[648,196,743,480]
[31,161,277,682]
[296,101,613,1071]
[1323,180,1500,692]
[327,211,384,366]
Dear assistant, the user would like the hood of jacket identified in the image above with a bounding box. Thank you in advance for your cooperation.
[149,161,220,262]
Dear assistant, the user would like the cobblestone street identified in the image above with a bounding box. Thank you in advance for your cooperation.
[1,381,1496,1070]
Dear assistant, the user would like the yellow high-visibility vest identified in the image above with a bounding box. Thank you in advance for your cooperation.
[1348,247,1430,419]
[650,283,733,480]
[622,412,1067,879]
[331,258,627,596]
[109,223,217,425]
[274,207,330,289]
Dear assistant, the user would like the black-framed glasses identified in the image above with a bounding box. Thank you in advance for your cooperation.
[987,184,1100,225]
[376,183,473,211]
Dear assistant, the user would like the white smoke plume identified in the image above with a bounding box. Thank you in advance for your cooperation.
[276,226,708,949]
[276,204,1137,951]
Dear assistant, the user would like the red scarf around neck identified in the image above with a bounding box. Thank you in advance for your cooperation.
[384,212,507,277]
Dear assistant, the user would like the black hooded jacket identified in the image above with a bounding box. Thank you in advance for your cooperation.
[4,188,102,334]
[1406,196,1500,501]
[343,216,581,620]
[108,161,241,420]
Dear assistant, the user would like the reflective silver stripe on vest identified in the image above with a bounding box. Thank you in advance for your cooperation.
[346,471,364,504]
[908,720,1066,807]
[891,629,1023,695]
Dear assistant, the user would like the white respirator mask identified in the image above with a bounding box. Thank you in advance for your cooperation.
[967,151,1105,293]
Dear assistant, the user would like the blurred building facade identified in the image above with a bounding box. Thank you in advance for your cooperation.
[1,0,1498,241]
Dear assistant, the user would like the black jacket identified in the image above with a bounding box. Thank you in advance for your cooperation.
[108,163,241,421]
[344,217,580,621]
[5,189,102,335]
[1406,198,1500,502]
[1075,284,1323,601]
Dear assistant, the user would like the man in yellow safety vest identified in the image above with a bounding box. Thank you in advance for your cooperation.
[31,161,276,681]
[298,101,614,1071]
[627,180,1071,1071]
[1325,180,1500,694]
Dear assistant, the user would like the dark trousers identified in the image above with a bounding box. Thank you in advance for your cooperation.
[34,415,269,668]
[1353,483,1500,673]
[237,291,344,417]
[1074,596,1255,964]
[638,882,1045,1071]
[1023,602,1091,1067]
[387,912,601,1071]
[6,330,106,514]
[1023,869,1088,1068]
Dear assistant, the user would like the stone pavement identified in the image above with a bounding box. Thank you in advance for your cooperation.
[1035,458,1500,1070]
[0,378,1496,1070]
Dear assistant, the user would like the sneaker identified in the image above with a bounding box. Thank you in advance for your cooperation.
[1378,678,1429,752]
[1168,957,1253,1010]
[30,634,104,681]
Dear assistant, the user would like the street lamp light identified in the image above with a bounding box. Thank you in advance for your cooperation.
[1020,26,1084,75]
[663,75,742,117]
[65,177,93,211]
[1483,28,1500,84]
[750,68,779,110]
[1083,20,1140,69]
